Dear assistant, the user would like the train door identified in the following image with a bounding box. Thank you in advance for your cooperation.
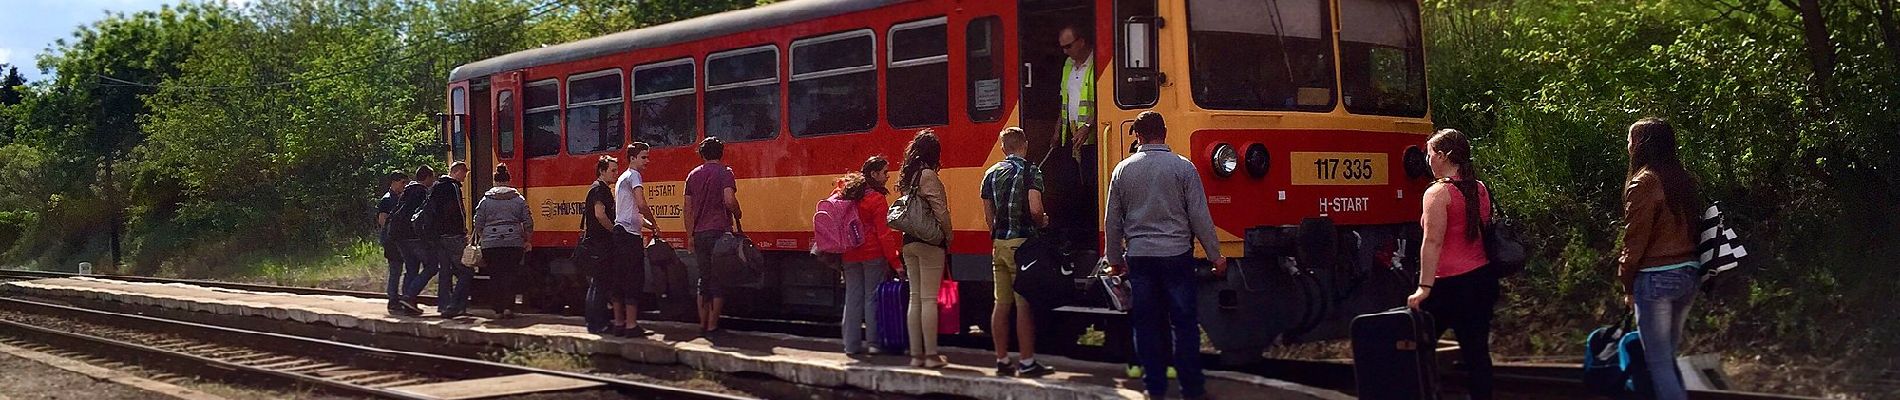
[1019,0,1099,251]
[468,78,494,203]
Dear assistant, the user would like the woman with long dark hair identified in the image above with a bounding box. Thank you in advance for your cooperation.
[898,130,951,368]
[838,156,901,354]
[1406,128,1497,399]
[1618,118,1702,400]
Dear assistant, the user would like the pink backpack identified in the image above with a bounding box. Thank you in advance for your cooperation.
[812,194,864,254]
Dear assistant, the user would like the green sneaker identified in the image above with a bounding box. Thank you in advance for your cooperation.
[1125,365,1143,379]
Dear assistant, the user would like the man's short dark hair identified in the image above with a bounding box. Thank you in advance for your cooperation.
[1061,24,1092,44]
[1133,111,1166,141]
[698,137,725,160]
[384,170,407,185]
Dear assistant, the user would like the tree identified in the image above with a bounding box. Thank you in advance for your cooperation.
[0,65,24,106]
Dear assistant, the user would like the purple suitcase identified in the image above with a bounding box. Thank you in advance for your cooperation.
[874,279,909,353]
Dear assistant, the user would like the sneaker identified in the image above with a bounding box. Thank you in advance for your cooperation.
[865,346,884,355]
[621,326,654,338]
[995,360,1017,376]
[1125,364,1143,379]
[1015,361,1054,377]
[398,301,425,315]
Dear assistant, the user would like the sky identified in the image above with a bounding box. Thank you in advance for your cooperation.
[0,0,250,83]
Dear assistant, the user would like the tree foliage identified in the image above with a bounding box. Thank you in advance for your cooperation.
[1426,0,1899,391]
[0,0,767,274]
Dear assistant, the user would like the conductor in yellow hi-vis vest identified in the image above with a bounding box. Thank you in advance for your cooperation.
[1057,25,1098,202]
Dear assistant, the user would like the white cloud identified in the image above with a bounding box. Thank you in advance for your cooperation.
[0,48,11,65]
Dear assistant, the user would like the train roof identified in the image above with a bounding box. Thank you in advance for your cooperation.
[448,0,908,82]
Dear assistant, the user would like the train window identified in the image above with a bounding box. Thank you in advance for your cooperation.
[1116,0,1160,108]
[632,58,697,147]
[706,45,781,142]
[565,69,625,155]
[790,30,877,137]
[888,17,948,128]
[523,79,561,158]
[1338,0,1426,117]
[1187,0,1336,112]
[497,90,515,159]
[451,87,468,160]
[966,17,1004,122]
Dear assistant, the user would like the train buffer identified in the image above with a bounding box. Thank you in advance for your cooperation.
[2,275,1347,399]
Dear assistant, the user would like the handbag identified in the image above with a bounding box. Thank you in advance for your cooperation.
[1100,274,1133,312]
[887,191,944,245]
[937,275,961,334]
[461,242,484,269]
[1478,181,1527,278]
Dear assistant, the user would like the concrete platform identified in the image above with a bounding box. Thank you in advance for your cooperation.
[2,277,1348,400]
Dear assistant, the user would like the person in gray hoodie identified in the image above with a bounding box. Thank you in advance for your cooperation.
[473,163,533,318]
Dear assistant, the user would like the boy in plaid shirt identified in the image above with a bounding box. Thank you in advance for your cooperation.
[980,127,1052,376]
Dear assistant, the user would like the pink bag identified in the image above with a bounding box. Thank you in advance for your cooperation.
[937,279,961,334]
[811,194,863,254]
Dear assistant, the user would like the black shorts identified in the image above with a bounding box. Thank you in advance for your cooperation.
[604,228,646,302]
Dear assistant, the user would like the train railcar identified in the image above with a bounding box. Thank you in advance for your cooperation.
[441,0,1433,364]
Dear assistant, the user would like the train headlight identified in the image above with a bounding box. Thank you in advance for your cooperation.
[1244,144,1270,178]
[1210,144,1239,177]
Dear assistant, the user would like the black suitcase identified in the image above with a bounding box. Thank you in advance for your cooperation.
[1351,307,1440,400]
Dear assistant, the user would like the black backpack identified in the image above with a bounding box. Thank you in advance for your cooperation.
[409,186,436,237]
[387,183,426,240]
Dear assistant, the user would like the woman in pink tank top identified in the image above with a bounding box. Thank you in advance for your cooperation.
[1407,129,1499,399]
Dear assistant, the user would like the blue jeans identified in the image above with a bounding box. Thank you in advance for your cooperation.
[1127,254,1206,398]
[1636,267,1698,400]
[397,239,435,305]
[841,259,890,353]
[432,235,473,314]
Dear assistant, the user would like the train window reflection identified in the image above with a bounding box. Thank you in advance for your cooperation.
[1188,0,1336,112]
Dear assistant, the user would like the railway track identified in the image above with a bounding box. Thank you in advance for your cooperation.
[0,292,749,400]
[0,269,1828,399]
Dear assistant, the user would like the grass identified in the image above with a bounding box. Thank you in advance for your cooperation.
[207,239,390,291]
[487,344,591,372]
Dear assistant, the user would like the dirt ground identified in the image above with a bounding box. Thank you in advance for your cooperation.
[0,351,176,400]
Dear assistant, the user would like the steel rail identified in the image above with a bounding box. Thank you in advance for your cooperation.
[0,295,752,400]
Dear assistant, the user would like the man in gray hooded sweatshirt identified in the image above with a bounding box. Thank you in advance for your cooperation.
[473,164,533,318]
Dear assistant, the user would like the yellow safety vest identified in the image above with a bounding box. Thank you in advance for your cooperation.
[1059,56,1096,147]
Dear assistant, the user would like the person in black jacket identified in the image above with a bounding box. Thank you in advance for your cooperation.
[391,165,436,316]
[376,170,409,315]
[425,162,473,317]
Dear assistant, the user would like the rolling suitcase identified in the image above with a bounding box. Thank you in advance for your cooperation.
[1351,307,1439,400]
[874,278,909,353]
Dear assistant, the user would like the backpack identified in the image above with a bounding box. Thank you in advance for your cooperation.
[1581,313,1654,400]
[811,194,864,254]
[388,183,426,240]
[409,187,436,237]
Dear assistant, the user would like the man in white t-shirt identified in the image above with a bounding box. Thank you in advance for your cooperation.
[607,142,659,337]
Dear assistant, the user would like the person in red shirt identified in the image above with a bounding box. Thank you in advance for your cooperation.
[835,156,902,354]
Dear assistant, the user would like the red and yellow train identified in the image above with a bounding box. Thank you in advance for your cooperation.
[442,0,1433,362]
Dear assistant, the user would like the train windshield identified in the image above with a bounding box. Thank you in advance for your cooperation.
[1338,0,1427,117]
[1187,0,1336,112]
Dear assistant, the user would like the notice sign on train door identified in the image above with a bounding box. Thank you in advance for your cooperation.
[1290,152,1389,186]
